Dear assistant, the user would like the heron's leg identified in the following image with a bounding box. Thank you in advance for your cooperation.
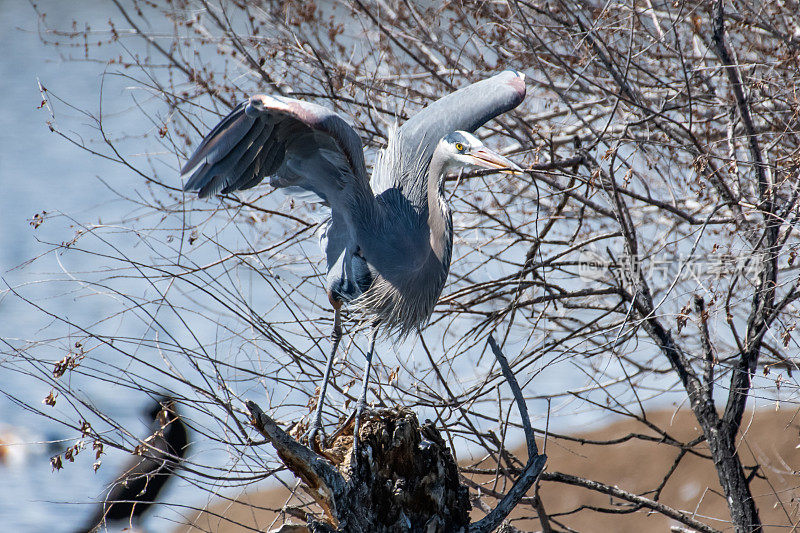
[305,307,342,449]
[351,324,378,461]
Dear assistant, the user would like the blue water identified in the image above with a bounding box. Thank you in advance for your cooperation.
[0,3,206,531]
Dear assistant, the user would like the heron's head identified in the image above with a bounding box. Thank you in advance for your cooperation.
[438,131,522,174]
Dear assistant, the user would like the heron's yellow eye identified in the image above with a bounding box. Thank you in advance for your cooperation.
[455,142,464,152]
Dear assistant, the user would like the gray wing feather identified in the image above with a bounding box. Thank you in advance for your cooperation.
[372,70,526,195]
[182,94,376,304]
[320,213,374,302]
[181,102,252,175]
[186,120,267,196]
[181,95,370,202]
[399,70,525,161]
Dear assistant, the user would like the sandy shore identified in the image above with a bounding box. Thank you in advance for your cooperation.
[174,408,800,532]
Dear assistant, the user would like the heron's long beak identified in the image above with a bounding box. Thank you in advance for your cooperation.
[470,147,523,174]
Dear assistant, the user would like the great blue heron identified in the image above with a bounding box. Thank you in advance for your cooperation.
[181,71,525,448]
[77,396,189,532]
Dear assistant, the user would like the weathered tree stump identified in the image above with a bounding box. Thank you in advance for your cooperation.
[339,408,471,532]
[248,405,471,532]
[247,335,545,533]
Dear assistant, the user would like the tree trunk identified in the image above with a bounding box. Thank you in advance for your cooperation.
[705,421,762,533]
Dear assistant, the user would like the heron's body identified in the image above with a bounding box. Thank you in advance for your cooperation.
[182,71,526,444]
[323,141,455,337]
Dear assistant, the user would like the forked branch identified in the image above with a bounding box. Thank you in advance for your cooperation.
[470,335,547,533]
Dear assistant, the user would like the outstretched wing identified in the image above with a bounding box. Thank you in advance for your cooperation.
[181,95,372,207]
[181,95,377,303]
[372,70,526,195]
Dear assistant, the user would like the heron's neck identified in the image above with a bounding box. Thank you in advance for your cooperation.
[426,149,452,262]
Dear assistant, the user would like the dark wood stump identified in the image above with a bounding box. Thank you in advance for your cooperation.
[247,335,546,533]
[248,406,471,533]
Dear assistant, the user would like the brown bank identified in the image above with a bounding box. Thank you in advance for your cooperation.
[176,408,800,532]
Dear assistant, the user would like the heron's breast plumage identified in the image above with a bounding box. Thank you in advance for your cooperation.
[350,241,451,338]
[326,190,453,337]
